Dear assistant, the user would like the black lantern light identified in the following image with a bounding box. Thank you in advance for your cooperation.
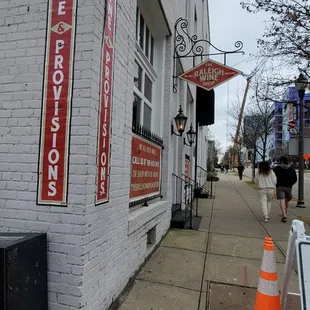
[184,123,196,146]
[171,105,188,136]
[295,73,308,100]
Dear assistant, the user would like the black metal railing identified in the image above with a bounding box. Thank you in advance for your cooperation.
[197,166,214,198]
[182,174,201,217]
[132,123,163,147]
[171,173,193,229]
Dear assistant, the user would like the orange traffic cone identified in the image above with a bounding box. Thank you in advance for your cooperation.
[254,237,281,310]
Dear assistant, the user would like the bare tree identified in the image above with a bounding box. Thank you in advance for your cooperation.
[229,78,275,180]
[207,140,222,170]
[241,0,310,78]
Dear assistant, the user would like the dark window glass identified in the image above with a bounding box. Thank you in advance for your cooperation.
[145,26,150,58]
[144,104,152,130]
[133,94,141,126]
[136,8,139,40]
[150,36,154,65]
[139,15,144,49]
[134,61,142,91]
[144,75,152,102]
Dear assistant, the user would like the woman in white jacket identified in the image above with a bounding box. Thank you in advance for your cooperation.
[255,161,277,222]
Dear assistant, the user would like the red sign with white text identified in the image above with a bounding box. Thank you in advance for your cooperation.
[96,0,117,204]
[38,0,77,205]
[130,135,161,201]
[185,159,190,178]
[179,59,240,91]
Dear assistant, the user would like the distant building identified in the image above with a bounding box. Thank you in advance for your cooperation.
[282,87,310,156]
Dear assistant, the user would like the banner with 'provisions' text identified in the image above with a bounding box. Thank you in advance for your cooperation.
[37,0,77,205]
[96,0,117,205]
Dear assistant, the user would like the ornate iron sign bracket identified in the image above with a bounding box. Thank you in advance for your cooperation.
[173,17,245,93]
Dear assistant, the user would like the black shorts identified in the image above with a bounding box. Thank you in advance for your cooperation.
[276,187,292,201]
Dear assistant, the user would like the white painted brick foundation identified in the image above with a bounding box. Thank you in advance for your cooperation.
[0,0,210,309]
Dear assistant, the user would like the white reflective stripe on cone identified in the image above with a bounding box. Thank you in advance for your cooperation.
[258,278,279,296]
[261,250,277,273]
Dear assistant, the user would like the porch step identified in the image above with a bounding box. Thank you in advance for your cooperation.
[170,210,189,229]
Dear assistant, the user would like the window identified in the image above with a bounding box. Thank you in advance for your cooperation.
[136,9,154,65]
[133,9,156,131]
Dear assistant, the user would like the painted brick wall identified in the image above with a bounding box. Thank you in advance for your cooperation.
[0,0,97,308]
[0,0,210,309]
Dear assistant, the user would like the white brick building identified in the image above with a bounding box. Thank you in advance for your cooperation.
[0,0,211,309]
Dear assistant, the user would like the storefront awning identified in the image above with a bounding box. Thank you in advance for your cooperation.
[196,87,215,126]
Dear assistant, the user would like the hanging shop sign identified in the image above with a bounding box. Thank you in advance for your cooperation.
[179,59,241,91]
[129,135,161,202]
[96,0,117,204]
[37,0,77,205]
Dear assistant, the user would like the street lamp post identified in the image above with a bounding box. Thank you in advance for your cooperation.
[295,73,308,208]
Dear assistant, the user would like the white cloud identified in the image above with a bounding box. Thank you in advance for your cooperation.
[208,0,269,148]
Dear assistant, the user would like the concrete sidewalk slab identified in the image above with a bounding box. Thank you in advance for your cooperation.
[210,218,267,239]
[161,229,208,253]
[116,174,304,310]
[207,233,285,263]
[199,293,207,310]
[211,208,257,220]
[118,280,200,310]
[199,216,211,232]
[137,246,205,291]
[208,283,256,310]
[203,253,299,292]
[260,221,295,241]
[277,241,288,253]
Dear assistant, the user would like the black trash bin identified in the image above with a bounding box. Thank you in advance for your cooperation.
[0,233,47,310]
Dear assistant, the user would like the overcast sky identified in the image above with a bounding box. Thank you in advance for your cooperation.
[208,0,269,153]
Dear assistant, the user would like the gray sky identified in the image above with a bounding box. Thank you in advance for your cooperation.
[208,0,269,153]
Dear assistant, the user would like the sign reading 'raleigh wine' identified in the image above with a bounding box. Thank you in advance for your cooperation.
[96,0,117,204]
[179,59,241,91]
[38,0,77,205]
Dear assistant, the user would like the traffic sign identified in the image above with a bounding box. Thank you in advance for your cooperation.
[179,59,241,91]
[288,120,297,128]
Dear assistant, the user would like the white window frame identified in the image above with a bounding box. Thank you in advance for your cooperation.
[133,9,157,132]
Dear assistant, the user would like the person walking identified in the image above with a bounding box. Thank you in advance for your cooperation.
[237,163,245,180]
[225,164,229,174]
[255,161,277,222]
[273,156,297,223]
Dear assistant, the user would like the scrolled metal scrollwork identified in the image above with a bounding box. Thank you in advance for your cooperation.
[172,17,245,93]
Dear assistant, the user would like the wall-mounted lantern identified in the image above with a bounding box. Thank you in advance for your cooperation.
[171,106,188,136]
[184,123,196,147]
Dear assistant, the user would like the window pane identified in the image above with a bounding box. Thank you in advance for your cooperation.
[139,15,144,49]
[150,36,154,65]
[143,104,152,130]
[134,61,142,91]
[133,94,141,126]
[145,26,150,58]
[144,75,152,102]
[135,7,139,40]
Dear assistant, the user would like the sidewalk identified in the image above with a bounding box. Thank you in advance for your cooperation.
[115,173,306,310]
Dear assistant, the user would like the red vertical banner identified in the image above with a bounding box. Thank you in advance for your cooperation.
[96,0,117,204]
[185,158,190,178]
[37,0,77,205]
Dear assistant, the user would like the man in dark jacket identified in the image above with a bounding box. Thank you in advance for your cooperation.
[237,164,245,180]
[273,156,297,222]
